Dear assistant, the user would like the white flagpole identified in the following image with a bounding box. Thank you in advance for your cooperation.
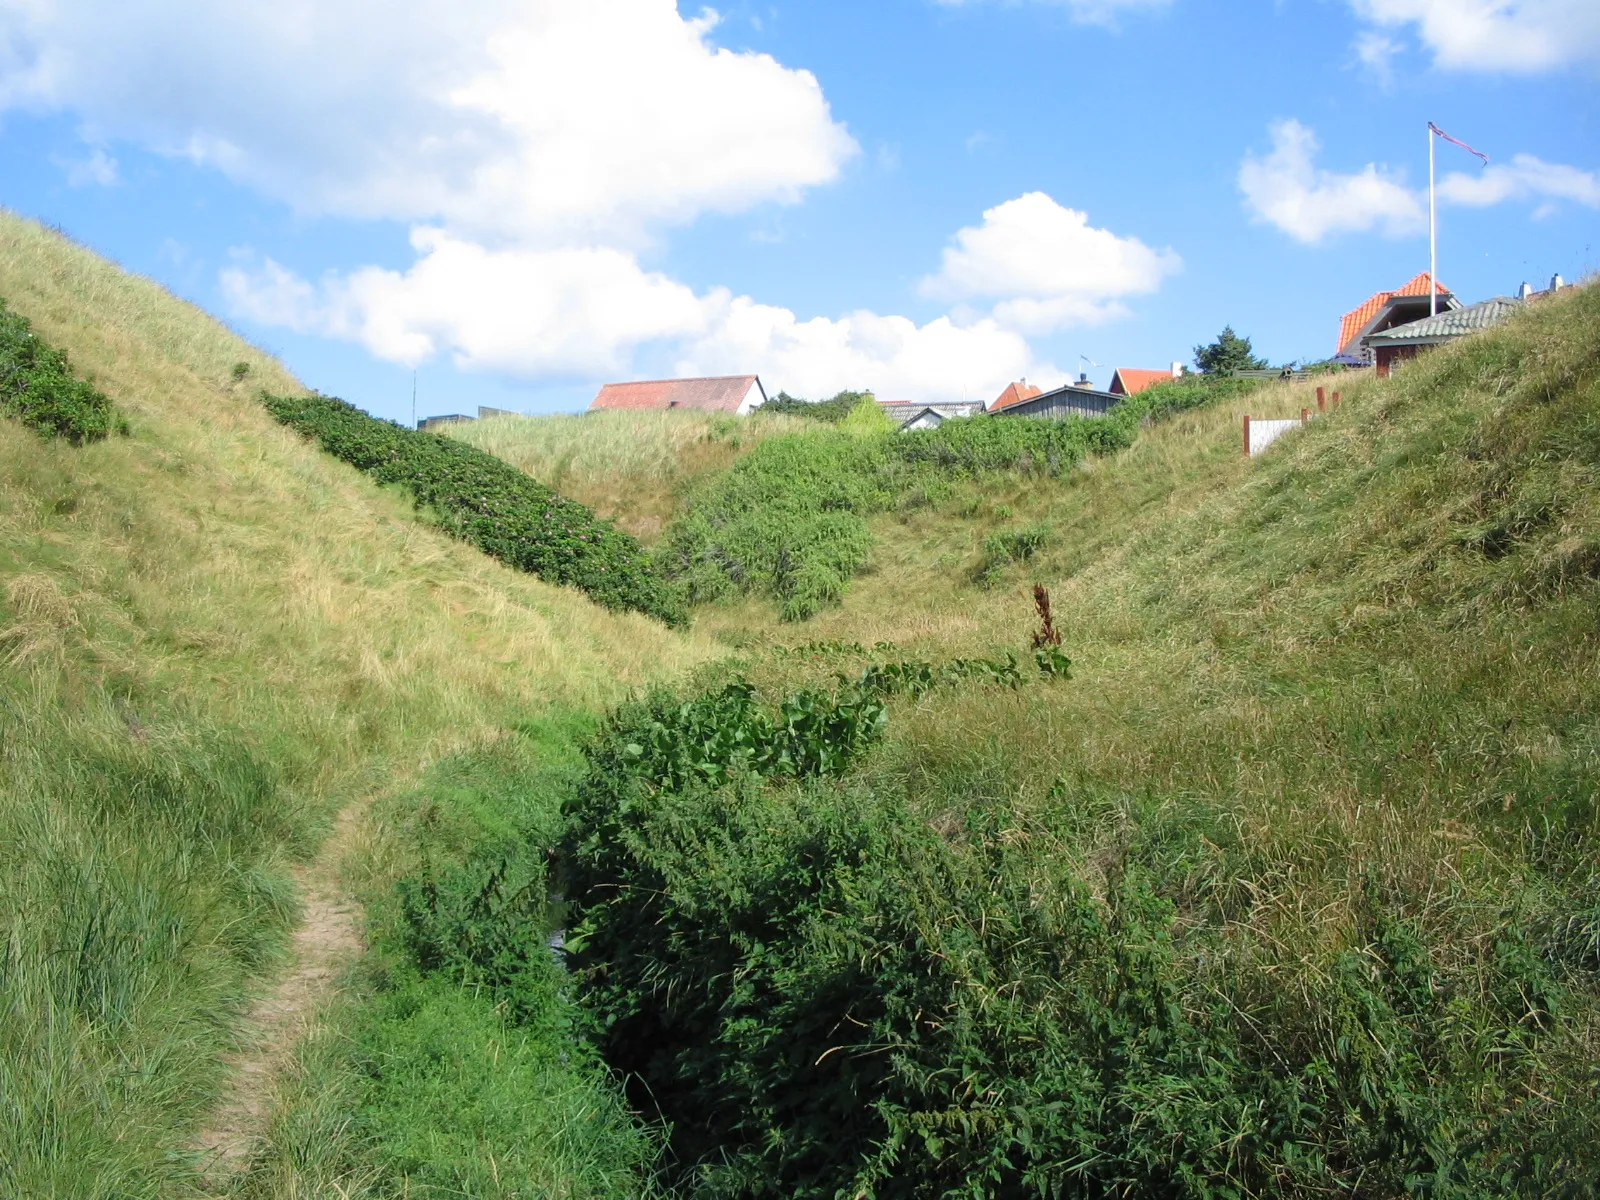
[1429,123,1437,318]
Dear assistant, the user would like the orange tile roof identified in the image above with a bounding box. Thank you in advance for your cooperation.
[589,375,762,414]
[1107,368,1174,396]
[989,381,1042,412]
[1338,273,1449,355]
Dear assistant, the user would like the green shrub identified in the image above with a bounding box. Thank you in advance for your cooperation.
[558,674,1600,1198]
[262,392,684,624]
[761,389,876,423]
[0,297,125,443]
[659,415,1131,620]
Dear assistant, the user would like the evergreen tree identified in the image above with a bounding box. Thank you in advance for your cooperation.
[1193,326,1268,375]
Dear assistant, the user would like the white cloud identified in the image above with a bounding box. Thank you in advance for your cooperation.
[51,146,117,186]
[1349,0,1600,71]
[931,0,1172,27]
[1238,119,1424,243]
[1438,153,1600,209]
[920,192,1180,332]
[679,298,1046,401]
[0,0,856,245]
[221,232,1055,403]
[1352,30,1402,81]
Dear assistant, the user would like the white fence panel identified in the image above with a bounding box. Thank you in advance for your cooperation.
[1247,418,1300,457]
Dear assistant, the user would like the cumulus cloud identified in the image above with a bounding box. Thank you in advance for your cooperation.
[679,298,1044,401]
[920,192,1180,332]
[1238,119,1424,243]
[1438,153,1600,209]
[0,0,856,245]
[6,1,1167,400]
[221,235,1053,402]
[51,146,117,186]
[1349,0,1600,71]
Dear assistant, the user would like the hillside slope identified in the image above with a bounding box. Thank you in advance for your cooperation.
[0,210,712,1198]
[546,283,1600,1194]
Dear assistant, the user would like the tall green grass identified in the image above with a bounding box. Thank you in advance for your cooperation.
[235,723,660,1199]
[0,681,306,1198]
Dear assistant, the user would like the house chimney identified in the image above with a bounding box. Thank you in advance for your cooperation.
[1518,281,1533,300]
[1075,372,1092,389]
[1551,273,1566,291]
[1170,361,1182,378]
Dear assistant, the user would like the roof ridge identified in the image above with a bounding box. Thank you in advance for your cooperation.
[602,374,756,386]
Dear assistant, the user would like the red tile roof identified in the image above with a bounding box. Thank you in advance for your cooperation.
[589,375,763,414]
[1107,368,1174,396]
[989,381,1042,412]
[1338,273,1450,355]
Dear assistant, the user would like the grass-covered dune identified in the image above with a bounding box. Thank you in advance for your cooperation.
[0,209,714,1198]
[544,282,1600,1195]
[448,407,805,540]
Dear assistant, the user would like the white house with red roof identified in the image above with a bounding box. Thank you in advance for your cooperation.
[589,375,767,415]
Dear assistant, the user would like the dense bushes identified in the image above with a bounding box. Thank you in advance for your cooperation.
[262,392,684,624]
[760,388,876,423]
[0,297,124,443]
[557,670,1600,1198]
[657,413,1145,621]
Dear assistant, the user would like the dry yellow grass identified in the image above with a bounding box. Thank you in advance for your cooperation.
[0,209,718,782]
[449,407,804,539]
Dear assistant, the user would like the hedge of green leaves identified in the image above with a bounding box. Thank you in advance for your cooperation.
[658,379,1266,622]
[0,297,125,443]
[760,388,876,423]
[262,393,684,624]
[550,670,1597,1197]
[657,412,1146,621]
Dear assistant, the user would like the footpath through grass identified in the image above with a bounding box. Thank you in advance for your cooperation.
[0,208,711,1198]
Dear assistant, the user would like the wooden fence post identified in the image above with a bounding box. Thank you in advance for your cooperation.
[1332,391,1341,409]
[1243,413,1251,457]
[1301,408,1309,425]
[1316,386,1326,412]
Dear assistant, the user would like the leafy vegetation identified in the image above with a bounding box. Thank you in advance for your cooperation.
[1193,323,1268,374]
[447,407,805,539]
[243,731,662,1199]
[263,392,685,624]
[657,387,1251,621]
[760,388,876,423]
[0,295,125,442]
[560,637,1598,1196]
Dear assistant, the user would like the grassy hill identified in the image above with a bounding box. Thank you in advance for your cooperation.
[3,199,1597,1198]
[463,285,1600,1194]
[0,209,713,1198]
[448,408,805,540]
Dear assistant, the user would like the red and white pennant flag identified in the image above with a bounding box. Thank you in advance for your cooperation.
[1429,122,1490,165]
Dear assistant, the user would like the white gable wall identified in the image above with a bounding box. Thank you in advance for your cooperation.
[736,379,765,415]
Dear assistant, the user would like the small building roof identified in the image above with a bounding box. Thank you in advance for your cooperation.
[1338,272,1454,356]
[1363,295,1525,346]
[989,381,1042,412]
[589,375,764,414]
[1107,368,1174,397]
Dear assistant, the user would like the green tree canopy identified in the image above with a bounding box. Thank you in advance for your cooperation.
[1193,326,1268,375]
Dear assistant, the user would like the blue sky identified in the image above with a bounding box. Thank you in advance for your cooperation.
[1,0,1594,422]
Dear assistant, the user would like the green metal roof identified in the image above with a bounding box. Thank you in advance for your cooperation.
[1363,296,1524,344]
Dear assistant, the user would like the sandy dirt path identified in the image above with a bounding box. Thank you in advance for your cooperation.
[191,801,367,1182]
